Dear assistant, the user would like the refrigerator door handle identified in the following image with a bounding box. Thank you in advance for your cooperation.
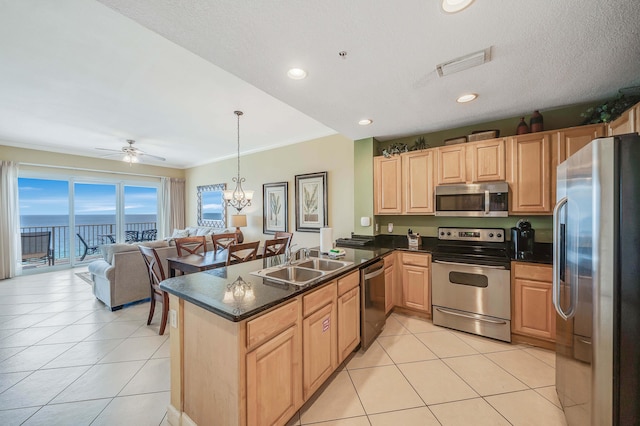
[553,197,575,320]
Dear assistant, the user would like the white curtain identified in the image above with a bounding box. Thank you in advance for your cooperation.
[0,161,20,279]
[161,177,186,236]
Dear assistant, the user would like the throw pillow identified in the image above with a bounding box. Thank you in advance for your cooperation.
[171,228,189,238]
[196,227,212,236]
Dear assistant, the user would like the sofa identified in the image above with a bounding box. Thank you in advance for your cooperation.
[88,229,220,310]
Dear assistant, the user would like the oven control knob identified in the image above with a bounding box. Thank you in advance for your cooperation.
[489,233,494,238]
[440,231,445,236]
[497,233,502,238]
[446,232,451,236]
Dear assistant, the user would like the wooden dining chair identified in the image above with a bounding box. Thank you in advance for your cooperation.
[138,245,169,335]
[175,236,208,256]
[262,237,289,258]
[274,231,293,249]
[226,241,260,266]
[212,232,238,252]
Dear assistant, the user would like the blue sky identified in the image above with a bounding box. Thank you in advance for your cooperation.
[18,178,158,215]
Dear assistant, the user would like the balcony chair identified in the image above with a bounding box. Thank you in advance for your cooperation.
[175,236,208,256]
[140,229,157,241]
[125,230,139,243]
[226,241,260,266]
[262,237,289,258]
[21,231,54,266]
[138,245,169,335]
[211,232,238,252]
[77,233,99,261]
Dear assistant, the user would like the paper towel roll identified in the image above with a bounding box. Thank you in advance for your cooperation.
[320,227,333,253]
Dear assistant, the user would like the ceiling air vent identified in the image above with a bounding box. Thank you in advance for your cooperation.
[436,47,492,77]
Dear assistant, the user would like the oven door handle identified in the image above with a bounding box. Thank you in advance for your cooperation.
[433,260,506,270]
[435,307,507,325]
[485,190,490,215]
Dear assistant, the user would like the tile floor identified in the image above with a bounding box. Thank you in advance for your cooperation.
[0,268,567,425]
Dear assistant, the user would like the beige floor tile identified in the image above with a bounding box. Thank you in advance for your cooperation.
[44,339,124,368]
[31,310,92,327]
[0,326,65,348]
[302,417,370,426]
[99,335,166,363]
[455,332,519,353]
[0,346,26,363]
[523,346,556,367]
[486,349,555,388]
[151,338,171,358]
[0,366,89,409]
[120,358,170,395]
[0,407,40,426]
[393,314,444,333]
[369,406,440,426]
[398,360,478,405]
[415,331,478,358]
[90,392,169,426]
[0,343,74,372]
[84,321,143,340]
[73,310,122,324]
[378,316,410,337]
[22,398,111,426]
[52,360,145,403]
[443,354,528,396]
[37,323,105,345]
[346,341,393,370]
[486,389,567,426]
[300,370,365,423]
[535,385,562,409]
[376,334,438,364]
[349,365,424,415]
[0,371,31,394]
[429,397,511,426]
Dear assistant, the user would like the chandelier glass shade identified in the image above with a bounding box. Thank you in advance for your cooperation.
[223,111,254,212]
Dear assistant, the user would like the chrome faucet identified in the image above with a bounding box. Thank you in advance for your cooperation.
[286,245,309,265]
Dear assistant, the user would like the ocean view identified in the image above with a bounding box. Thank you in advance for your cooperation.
[20,214,157,227]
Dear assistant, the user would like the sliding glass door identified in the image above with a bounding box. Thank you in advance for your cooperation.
[74,182,117,263]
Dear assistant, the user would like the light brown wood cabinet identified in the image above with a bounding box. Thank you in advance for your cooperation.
[511,262,555,342]
[437,144,466,184]
[506,133,552,214]
[336,271,360,364]
[245,300,302,426]
[551,123,605,202]
[470,138,506,182]
[400,252,431,314]
[607,101,639,136]
[373,155,402,214]
[302,282,337,400]
[402,150,435,213]
[384,253,395,314]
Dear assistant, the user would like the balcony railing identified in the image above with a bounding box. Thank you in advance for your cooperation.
[20,222,157,267]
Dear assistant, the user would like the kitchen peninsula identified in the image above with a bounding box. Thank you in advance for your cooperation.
[160,248,390,426]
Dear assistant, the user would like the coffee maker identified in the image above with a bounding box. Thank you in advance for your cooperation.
[511,219,535,259]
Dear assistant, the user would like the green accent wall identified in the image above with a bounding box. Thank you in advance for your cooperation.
[353,137,375,236]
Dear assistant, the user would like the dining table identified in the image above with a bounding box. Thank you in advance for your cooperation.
[167,250,231,277]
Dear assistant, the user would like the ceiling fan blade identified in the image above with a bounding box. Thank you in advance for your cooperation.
[95,147,123,153]
[138,152,166,161]
[99,153,125,158]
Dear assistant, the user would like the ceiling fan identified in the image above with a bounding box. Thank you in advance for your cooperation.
[96,139,166,165]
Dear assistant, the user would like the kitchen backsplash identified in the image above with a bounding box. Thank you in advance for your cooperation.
[374,215,553,243]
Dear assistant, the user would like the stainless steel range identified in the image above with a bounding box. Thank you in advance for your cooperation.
[431,227,512,342]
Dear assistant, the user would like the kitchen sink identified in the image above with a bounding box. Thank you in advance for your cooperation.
[251,256,353,286]
[296,258,350,271]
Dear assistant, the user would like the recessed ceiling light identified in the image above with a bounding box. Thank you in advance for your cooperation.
[442,0,475,13]
[287,68,307,80]
[456,93,478,103]
[358,119,373,126]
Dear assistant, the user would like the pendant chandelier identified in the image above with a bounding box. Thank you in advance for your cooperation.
[223,111,254,212]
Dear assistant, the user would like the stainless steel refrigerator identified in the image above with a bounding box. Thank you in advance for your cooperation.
[554,133,640,425]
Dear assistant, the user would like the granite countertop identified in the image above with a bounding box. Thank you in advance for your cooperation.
[159,247,392,322]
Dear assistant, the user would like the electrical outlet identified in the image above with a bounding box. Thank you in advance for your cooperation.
[169,309,177,328]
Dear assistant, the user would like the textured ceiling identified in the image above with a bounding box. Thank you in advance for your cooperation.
[1,0,639,169]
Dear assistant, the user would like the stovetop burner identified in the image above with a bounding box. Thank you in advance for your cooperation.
[432,227,510,268]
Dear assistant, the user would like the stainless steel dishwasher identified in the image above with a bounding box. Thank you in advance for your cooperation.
[360,259,386,349]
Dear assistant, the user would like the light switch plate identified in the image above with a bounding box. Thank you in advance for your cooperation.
[169,309,177,328]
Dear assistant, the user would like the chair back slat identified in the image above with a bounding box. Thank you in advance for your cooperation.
[226,241,260,266]
[138,245,166,298]
[175,236,208,256]
[262,237,289,257]
[140,229,157,241]
[274,231,293,249]
[212,233,238,251]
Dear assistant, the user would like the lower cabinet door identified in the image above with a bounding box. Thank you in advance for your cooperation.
[513,278,556,340]
[303,302,337,399]
[338,286,360,364]
[402,266,430,313]
[246,325,301,426]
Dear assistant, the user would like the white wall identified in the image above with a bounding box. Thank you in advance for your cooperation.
[185,134,354,249]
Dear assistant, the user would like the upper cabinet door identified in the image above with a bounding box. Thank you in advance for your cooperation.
[437,145,466,184]
[608,107,635,136]
[507,133,552,214]
[402,150,435,214]
[373,156,402,214]
[470,138,505,182]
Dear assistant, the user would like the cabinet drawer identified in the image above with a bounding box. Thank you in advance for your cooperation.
[402,252,431,267]
[337,271,359,296]
[246,300,298,349]
[513,262,552,282]
[303,282,337,317]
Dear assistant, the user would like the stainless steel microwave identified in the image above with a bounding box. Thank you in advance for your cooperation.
[435,182,509,217]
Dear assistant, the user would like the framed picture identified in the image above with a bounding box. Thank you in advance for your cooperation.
[263,182,288,234]
[295,172,328,232]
